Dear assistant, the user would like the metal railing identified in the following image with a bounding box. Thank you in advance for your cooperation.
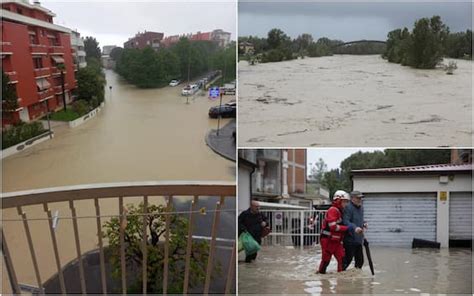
[1,181,236,295]
[259,210,327,249]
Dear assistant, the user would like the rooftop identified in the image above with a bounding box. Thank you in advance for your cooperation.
[352,163,473,175]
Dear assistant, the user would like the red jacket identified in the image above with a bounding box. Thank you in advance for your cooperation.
[322,205,350,242]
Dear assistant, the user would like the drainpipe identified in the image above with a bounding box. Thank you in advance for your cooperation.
[282,150,289,198]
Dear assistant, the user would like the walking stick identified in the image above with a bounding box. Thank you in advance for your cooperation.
[363,237,375,276]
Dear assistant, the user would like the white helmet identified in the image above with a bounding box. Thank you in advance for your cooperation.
[333,190,350,201]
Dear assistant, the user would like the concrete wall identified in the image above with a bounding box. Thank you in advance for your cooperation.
[353,173,472,248]
[1,131,53,159]
[68,102,104,128]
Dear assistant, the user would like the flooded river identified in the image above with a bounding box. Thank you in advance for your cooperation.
[238,246,472,294]
[1,70,235,292]
[238,55,472,147]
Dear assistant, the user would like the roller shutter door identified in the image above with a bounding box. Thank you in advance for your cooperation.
[449,192,472,240]
[363,193,437,247]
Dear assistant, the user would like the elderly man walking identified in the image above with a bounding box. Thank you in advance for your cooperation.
[342,190,367,270]
[238,200,269,263]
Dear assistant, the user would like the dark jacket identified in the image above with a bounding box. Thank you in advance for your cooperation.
[343,201,365,245]
[238,208,268,243]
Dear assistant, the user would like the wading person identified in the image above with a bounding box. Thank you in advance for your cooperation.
[238,200,269,263]
[342,191,366,270]
[317,190,362,274]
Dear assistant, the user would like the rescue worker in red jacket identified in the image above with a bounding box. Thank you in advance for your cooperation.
[317,190,363,274]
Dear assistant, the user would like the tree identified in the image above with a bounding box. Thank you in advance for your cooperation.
[267,28,290,50]
[2,71,18,112]
[103,203,218,293]
[109,47,124,61]
[76,64,105,107]
[84,36,102,61]
[294,33,313,54]
[322,149,451,196]
[308,158,328,185]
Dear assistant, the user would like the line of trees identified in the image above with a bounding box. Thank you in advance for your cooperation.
[384,16,472,69]
[315,149,452,197]
[239,29,386,63]
[112,39,236,88]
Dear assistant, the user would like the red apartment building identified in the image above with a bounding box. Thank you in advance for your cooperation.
[1,0,76,126]
[123,31,164,50]
[161,29,231,48]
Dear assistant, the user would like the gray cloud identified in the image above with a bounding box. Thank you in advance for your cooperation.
[239,2,472,40]
[42,1,236,47]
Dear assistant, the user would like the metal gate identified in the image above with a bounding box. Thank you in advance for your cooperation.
[449,192,473,240]
[363,193,437,247]
[259,210,327,249]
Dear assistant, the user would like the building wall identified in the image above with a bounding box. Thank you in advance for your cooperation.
[238,165,252,213]
[1,6,76,126]
[286,149,306,194]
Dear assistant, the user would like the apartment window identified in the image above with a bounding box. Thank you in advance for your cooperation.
[36,78,50,92]
[29,32,38,45]
[33,57,43,69]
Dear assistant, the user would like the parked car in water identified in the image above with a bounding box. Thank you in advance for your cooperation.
[169,79,181,86]
[208,105,236,118]
[181,84,199,96]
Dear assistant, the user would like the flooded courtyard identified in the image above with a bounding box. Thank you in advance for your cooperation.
[238,246,472,295]
[238,55,472,147]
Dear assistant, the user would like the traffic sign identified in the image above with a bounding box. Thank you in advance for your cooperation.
[209,87,220,100]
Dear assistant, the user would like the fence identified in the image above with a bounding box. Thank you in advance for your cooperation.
[1,181,236,295]
[260,210,327,249]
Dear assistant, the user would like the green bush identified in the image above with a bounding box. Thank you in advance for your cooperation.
[71,100,91,116]
[1,121,46,149]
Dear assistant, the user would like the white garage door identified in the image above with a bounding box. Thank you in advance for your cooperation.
[363,193,437,247]
[449,192,473,240]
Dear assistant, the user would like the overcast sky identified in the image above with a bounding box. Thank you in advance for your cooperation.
[307,148,383,172]
[41,1,236,48]
[239,1,472,41]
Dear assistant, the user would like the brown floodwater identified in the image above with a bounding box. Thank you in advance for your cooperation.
[1,70,235,292]
[2,69,235,193]
[238,246,472,295]
[238,55,472,147]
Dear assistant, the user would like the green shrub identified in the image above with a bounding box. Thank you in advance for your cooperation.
[71,100,91,116]
[1,121,46,149]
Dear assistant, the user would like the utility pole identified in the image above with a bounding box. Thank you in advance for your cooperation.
[58,63,67,111]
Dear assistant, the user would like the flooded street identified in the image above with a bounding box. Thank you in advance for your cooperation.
[238,55,472,147]
[238,246,472,294]
[2,70,235,193]
[1,70,235,291]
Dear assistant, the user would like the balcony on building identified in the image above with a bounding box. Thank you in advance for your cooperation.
[37,89,54,102]
[29,44,48,55]
[54,83,68,94]
[49,45,65,55]
[77,50,86,57]
[33,67,50,78]
[1,41,13,54]
[257,149,281,162]
[5,71,18,83]
[1,182,236,295]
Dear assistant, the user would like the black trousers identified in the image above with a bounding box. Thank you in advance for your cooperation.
[343,242,364,270]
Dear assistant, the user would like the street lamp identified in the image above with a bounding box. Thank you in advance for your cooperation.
[43,100,52,139]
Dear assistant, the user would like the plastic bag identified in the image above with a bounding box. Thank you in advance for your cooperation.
[239,231,261,256]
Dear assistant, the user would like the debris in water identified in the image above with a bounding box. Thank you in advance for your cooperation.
[410,288,421,292]
[277,129,308,136]
[371,282,381,285]
[404,261,410,264]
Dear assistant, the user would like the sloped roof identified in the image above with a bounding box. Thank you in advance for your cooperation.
[352,163,472,175]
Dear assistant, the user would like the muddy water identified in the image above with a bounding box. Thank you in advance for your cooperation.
[238,55,472,147]
[238,246,472,294]
[1,70,235,292]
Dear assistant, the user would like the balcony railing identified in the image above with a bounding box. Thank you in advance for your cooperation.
[5,71,18,82]
[53,83,68,94]
[1,181,236,295]
[33,68,50,78]
[1,41,13,54]
[29,44,48,55]
[38,88,54,101]
[49,46,65,55]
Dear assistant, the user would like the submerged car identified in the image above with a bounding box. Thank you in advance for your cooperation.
[181,84,199,96]
[169,79,181,86]
[208,105,236,118]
